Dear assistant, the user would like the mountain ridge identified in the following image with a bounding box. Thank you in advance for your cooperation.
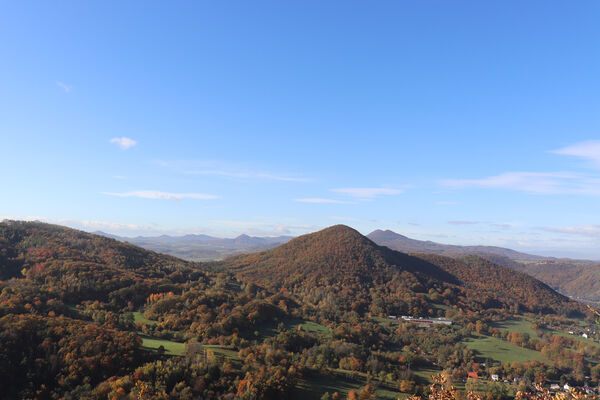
[367,228,600,302]
[93,230,293,261]
[367,229,549,261]
[217,224,579,315]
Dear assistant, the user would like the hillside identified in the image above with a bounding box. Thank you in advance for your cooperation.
[367,229,547,261]
[368,229,600,302]
[0,220,200,307]
[0,221,595,400]
[511,259,600,303]
[96,231,292,261]
[218,225,579,316]
[0,221,305,399]
[1,221,189,273]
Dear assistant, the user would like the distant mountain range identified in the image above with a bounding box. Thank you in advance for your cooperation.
[93,231,293,261]
[366,229,549,261]
[0,220,588,398]
[366,229,600,303]
[95,227,600,303]
[217,224,576,315]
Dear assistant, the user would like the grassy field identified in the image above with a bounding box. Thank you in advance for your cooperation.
[132,311,158,326]
[551,330,600,348]
[256,318,330,338]
[139,336,241,359]
[201,344,240,360]
[140,335,185,355]
[464,334,547,364]
[293,370,401,400]
[412,368,443,384]
[491,318,540,338]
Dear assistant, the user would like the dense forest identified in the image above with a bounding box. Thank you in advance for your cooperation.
[366,229,600,304]
[0,221,597,400]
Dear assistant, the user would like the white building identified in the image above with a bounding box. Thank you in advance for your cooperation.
[491,374,499,381]
[400,316,452,325]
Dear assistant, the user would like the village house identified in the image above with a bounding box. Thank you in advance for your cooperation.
[399,316,453,326]
[491,374,499,382]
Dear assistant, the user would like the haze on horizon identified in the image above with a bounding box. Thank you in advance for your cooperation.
[1,1,599,259]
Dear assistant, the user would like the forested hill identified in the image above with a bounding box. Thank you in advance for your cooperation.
[367,229,548,261]
[0,220,593,399]
[0,220,199,307]
[0,220,190,279]
[95,230,293,261]
[368,229,600,303]
[217,225,580,316]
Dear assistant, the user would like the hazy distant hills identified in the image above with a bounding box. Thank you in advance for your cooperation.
[93,226,600,302]
[0,220,588,398]
[367,229,548,261]
[217,225,577,315]
[368,229,600,303]
[93,231,293,261]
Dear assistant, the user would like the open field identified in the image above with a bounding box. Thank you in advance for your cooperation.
[464,334,546,364]
[257,318,330,338]
[132,311,158,326]
[201,344,241,360]
[551,330,600,348]
[293,370,401,400]
[139,335,241,359]
[491,318,540,338]
[140,335,185,355]
[412,368,443,384]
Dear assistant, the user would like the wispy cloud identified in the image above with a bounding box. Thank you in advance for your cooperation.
[102,190,218,200]
[328,216,362,222]
[189,169,310,182]
[1,215,168,237]
[295,198,348,204]
[538,224,600,238]
[441,171,600,195]
[110,137,137,150]
[441,141,600,196]
[331,187,403,199]
[210,219,320,236]
[552,140,600,168]
[56,81,72,93]
[157,160,310,182]
[448,220,481,225]
[491,223,513,230]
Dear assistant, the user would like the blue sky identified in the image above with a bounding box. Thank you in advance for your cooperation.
[1,1,600,258]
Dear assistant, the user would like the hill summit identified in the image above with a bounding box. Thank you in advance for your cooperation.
[218,225,578,316]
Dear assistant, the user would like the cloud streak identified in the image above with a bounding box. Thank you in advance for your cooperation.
[331,187,403,199]
[157,160,310,182]
[102,191,219,200]
[210,219,321,236]
[110,137,137,150]
[441,141,600,196]
[441,171,600,195]
[552,140,600,168]
[538,224,600,238]
[56,81,72,93]
[188,169,310,182]
[295,198,348,204]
